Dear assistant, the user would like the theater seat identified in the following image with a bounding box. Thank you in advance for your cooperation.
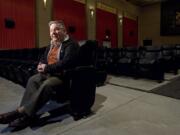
[52,40,97,120]
[117,47,138,76]
[136,46,164,82]
[161,45,178,74]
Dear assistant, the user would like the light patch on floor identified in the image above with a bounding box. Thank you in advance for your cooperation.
[107,72,180,91]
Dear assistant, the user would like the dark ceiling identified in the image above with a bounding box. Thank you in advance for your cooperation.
[125,0,167,7]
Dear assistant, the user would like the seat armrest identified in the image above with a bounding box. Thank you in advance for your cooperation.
[63,65,95,78]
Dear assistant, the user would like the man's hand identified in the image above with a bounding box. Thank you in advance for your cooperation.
[37,63,46,73]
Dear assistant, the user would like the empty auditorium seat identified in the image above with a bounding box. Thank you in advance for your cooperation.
[161,45,178,74]
[117,47,138,76]
[136,46,164,82]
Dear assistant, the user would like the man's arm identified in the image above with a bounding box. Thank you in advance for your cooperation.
[39,46,50,64]
[36,46,50,73]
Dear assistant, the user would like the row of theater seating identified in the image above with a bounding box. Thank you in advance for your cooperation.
[1,43,180,85]
[96,45,180,82]
[0,47,46,86]
[0,40,107,87]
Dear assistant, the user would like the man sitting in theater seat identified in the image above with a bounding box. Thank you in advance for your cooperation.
[0,20,79,128]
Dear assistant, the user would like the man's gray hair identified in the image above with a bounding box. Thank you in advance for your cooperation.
[48,20,66,29]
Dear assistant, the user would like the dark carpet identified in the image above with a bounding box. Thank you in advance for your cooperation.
[151,77,180,100]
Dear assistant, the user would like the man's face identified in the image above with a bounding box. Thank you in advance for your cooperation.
[50,23,66,42]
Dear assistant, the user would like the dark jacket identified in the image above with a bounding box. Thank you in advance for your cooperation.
[40,38,79,74]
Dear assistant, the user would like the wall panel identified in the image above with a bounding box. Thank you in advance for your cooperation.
[53,0,86,41]
[0,0,35,49]
[96,8,117,48]
[123,17,138,47]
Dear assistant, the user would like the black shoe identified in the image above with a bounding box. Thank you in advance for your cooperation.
[8,115,31,129]
[0,110,22,124]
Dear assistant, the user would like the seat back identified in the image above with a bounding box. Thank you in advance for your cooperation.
[123,47,138,59]
[161,45,175,60]
[141,46,162,61]
[175,44,180,56]
[69,40,97,115]
[78,40,97,66]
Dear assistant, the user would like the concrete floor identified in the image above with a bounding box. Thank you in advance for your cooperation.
[0,75,180,135]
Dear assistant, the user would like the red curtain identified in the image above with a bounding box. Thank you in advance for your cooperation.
[123,17,138,47]
[96,9,117,48]
[53,0,86,41]
[0,0,35,49]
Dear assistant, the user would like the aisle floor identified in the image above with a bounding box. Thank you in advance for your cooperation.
[0,75,180,135]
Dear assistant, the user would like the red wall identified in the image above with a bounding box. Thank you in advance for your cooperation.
[53,0,86,41]
[0,0,35,49]
[96,9,117,48]
[123,17,138,47]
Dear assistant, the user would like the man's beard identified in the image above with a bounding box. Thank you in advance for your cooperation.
[51,40,61,46]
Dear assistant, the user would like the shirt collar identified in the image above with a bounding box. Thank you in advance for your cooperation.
[63,34,69,42]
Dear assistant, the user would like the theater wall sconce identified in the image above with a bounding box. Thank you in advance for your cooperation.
[118,15,123,25]
[43,0,47,9]
[89,8,95,18]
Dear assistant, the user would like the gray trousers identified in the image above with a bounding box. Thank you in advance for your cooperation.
[20,73,64,116]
